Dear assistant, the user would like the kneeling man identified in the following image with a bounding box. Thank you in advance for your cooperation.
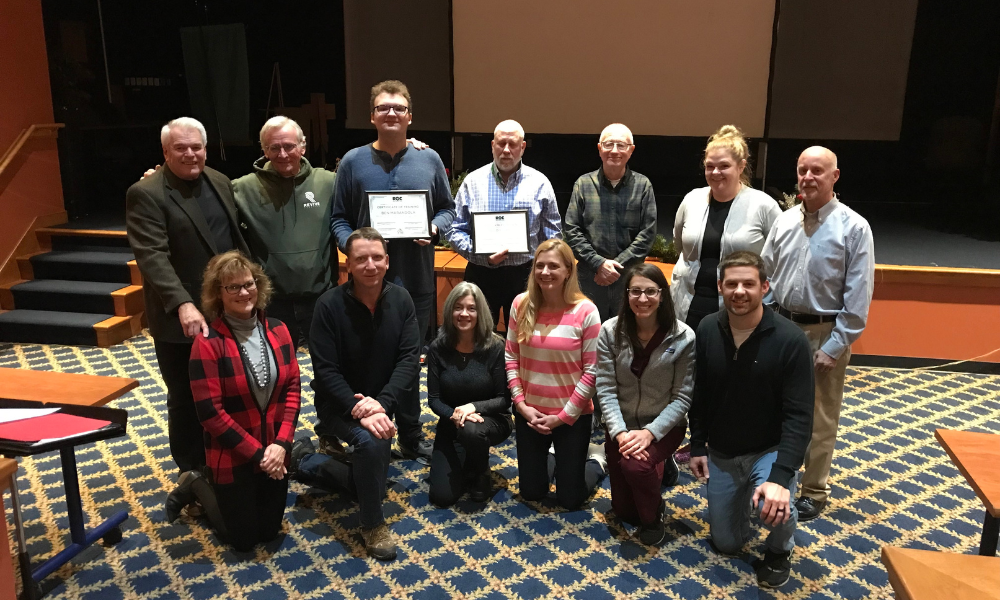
[292,227,420,560]
[689,251,814,588]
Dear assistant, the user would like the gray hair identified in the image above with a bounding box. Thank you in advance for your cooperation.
[438,282,499,349]
[600,123,634,145]
[494,119,525,141]
[259,116,306,149]
[160,117,207,148]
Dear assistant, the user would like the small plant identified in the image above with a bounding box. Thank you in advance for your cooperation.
[450,170,469,198]
[648,234,679,263]
[779,184,802,211]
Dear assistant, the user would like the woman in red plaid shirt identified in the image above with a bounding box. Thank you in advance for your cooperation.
[164,250,301,552]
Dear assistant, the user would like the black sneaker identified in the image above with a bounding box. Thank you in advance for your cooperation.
[794,496,825,522]
[755,549,791,588]
[662,456,679,486]
[468,470,492,502]
[394,437,432,465]
[637,520,666,546]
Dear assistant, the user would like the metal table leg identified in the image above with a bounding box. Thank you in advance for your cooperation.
[981,511,999,556]
[7,472,39,600]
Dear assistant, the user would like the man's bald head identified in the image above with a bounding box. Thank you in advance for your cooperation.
[494,120,525,141]
[797,146,840,209]
[600,123,634,145]
[492,120,526,175]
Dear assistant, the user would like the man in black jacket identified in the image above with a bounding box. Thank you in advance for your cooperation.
[126,117,250,479]
[292,227,419,561]
[689,251,814,589]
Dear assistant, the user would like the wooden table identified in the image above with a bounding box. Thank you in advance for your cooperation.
[0,459,18,599]
[0,368,136,599]
[935,429,1000,555]
[882,546,1000,599]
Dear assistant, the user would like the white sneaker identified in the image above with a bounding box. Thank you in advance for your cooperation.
[588,443,607,473]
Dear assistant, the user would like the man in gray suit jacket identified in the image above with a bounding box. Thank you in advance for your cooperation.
[126,117,250,483]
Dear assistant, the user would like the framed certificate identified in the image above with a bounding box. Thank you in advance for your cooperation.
[471,210,530,255]
[367,190,431,239]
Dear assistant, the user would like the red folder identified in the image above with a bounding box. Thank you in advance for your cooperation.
[0,413,111,442]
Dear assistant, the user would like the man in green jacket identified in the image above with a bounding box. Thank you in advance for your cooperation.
[232,116,336,349]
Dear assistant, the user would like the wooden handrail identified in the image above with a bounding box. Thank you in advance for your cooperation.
[0,123,64,181]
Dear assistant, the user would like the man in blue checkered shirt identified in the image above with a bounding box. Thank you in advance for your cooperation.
[564,123,657,321]
[446,120,562,330]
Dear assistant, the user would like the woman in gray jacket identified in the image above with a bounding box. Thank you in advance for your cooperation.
[596,263,695,545]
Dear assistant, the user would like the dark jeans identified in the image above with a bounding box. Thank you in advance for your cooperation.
[579,271,626,323]
[515,413,603,509]
[154,339,205,474]
[394,290,434,443]
[193,472,288,552]
[464,261,532,330]
[298,413,392,529]
[267,293,320,350]
[605,425,685,526]
[428,414,513,507]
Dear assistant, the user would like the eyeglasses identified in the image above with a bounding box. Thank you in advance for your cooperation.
[601,141,632,151]
[373,104,409,115]
[222,280,257,294]
[627,287,661,299]
[265,142,301,154]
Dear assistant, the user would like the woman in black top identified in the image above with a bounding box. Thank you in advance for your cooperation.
[427,282,513,506]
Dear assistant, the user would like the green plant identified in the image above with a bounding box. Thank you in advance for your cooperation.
[450,170,469,198]
[648,234,678,263]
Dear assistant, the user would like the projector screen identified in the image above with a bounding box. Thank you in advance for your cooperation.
[453,0,776,137]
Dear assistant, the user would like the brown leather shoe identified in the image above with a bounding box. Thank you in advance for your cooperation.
[361,523,397,560]
[319,436,352,462]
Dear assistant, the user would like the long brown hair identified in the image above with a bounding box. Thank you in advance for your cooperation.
[614,263,677,352]
[514,239,587,343]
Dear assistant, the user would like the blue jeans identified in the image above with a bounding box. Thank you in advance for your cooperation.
[706,448,797,555]
[298,414,392,529]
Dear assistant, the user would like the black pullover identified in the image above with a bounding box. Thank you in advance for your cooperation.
[689,306,815,487]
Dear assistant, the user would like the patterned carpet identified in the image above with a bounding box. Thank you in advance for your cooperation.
[1,332,999,600]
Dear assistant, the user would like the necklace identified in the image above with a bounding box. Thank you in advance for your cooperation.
[235,320,271,389]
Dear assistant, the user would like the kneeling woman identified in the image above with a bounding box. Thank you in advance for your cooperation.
[595,264,695,545]
[166,250,301,552]
[427,282,512,506]
[506,239,605,510]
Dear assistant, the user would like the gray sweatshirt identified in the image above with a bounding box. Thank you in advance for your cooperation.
[595,317,696,441]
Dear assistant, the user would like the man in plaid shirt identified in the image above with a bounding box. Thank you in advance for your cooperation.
[564,123,657,322]
[446,120,561,331]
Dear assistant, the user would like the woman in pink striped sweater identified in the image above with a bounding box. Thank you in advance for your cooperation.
[505,239,606,509]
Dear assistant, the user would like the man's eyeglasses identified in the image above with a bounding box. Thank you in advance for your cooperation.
[266,143,301,154]
[374,104,409,115]
[222,280,258,294]
[601,141,632,151]
[627,287,661,299]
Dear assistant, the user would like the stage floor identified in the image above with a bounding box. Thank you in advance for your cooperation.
[3,333,998,600]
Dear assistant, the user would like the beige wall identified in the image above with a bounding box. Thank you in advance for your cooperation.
[453,0,775,136]
[768,0,918,140]
[343,0,452,131]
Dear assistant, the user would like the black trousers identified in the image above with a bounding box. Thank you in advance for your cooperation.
[267,293,320,350]
[154,339,205,474]
[193,472,288,552]
[428,414,513,507]
[392,290,434,443]
[464,261,532,331]
[515,413,602,510]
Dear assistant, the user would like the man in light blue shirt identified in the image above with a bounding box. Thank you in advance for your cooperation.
[447,120,561,330]
[761,146,875,522]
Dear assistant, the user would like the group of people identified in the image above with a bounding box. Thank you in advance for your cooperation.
[124,78,874,588]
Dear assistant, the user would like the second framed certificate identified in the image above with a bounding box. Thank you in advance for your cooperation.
[471,210,530,255]
[367,190,431,239]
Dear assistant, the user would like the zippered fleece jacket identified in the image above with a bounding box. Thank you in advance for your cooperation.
[689,306,815,488]
[309,280,420,427]
[233,157,336,297]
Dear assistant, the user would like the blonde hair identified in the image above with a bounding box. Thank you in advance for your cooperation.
[200,251,273,321]
[515,239,587,343]
[704,124,752,188]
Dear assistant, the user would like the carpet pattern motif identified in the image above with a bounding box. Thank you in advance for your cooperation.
[1,333,999,599]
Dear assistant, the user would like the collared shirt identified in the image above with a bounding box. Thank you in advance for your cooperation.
[447,161,561,267]
[564,167,657,274]
[761,196,875,359]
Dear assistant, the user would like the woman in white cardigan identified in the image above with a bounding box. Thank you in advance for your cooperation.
[671,125,782,329]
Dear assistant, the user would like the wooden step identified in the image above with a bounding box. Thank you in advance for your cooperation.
[35,227,128,250]
[0,280,26,310]
[128,260,143,285]
[94,313,144,347]
[16,251,45,280]
[110,285,144,317]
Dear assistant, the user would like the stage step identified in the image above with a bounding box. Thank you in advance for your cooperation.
[0,310,108,346]
[1,280,133,314]
[20,250,135,283]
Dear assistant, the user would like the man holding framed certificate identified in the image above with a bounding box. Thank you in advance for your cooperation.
[446,120,562,331]
[330,80,455,462]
